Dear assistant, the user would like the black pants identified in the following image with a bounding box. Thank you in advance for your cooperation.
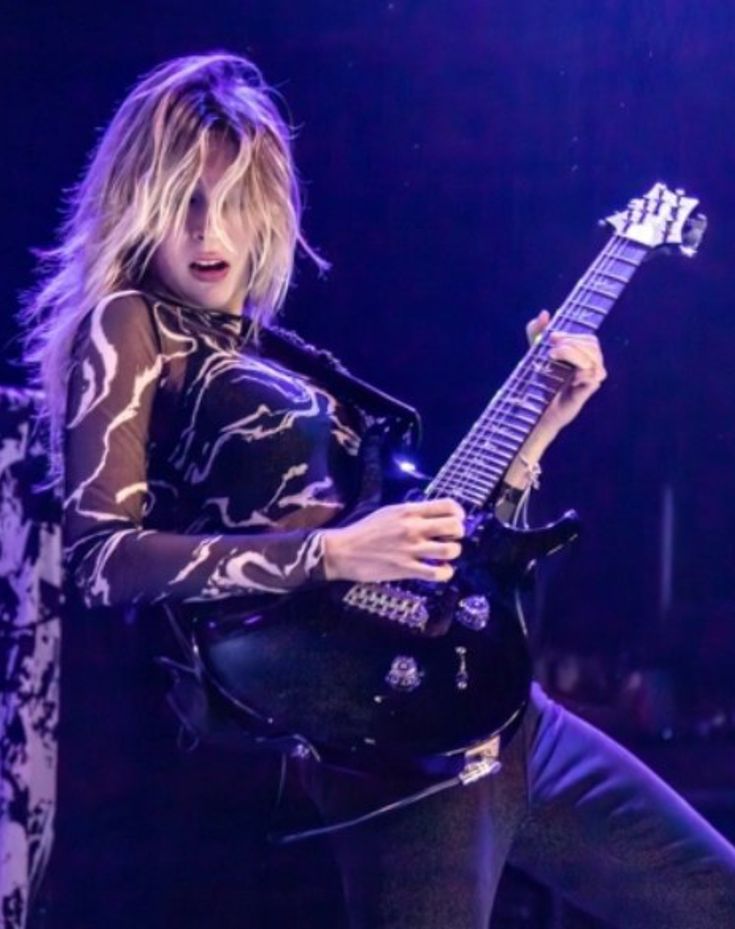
[300,684,735,929]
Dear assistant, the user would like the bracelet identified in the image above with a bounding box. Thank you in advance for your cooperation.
[518,454,542,491]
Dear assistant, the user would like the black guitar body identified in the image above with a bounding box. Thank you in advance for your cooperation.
[193,509,580,778]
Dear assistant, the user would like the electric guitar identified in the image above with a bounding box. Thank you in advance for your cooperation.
[191,184,706,781]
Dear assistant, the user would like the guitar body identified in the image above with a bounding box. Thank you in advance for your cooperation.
[193,510,579,777]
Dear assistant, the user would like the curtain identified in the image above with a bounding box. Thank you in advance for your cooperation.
[0,387,61,929]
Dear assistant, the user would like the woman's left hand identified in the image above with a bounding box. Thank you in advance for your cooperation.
[526,309,607,437]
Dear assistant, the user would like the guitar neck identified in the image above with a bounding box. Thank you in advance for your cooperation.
[425,234,649,510]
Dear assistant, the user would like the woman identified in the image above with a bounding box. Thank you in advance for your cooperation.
[21,51,735,929]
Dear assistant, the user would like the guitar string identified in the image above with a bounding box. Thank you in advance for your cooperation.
[424,235,643,509]
[424,235,636,504]
[436,235,645,503]
[455,234,637,474]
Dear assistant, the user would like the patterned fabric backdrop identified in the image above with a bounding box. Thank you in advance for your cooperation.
[0,387,62,929]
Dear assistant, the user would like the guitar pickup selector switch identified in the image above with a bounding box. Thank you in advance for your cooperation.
[456,595,490,631]
[455,646,469,690]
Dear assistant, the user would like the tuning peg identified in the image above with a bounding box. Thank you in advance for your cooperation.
[680,213,707,257]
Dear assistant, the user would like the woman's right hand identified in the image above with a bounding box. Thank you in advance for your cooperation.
[321,497,466,584]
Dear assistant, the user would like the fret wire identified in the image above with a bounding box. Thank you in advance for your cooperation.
[436,451,506,484]
[436,476,500,497]
[492,406,539,426]
[435,474,496,494]
[460,424,519,453]
[588,271,624,290]
[608,250,641,267]
[427,472,487,495]
[564,317,596,331]
[435,451,507,480]
[473,432,518,454]
[428,481,488,503]
[435,462,510,493]
[432,468,503,496]
[595,269,631,284]
[506,396,544,414]
[441,457,505,481]
[506,411,537,426]
[474,430,520,453]
[529,360,565,379]
[577,284,618,300]
[566,299,606,315]
[494,422,527,439]
[456,443,513,466]
[437,481,496,500]
[435,470,504,494]
[482,423,532,448]
[443,433,514,462]
[435,459,506,489]
[455,443,511,467]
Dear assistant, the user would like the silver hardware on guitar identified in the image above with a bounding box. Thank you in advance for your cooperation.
[455,646,469,690]
[385,655,422,692]
[459,736,502,785]
[344,583,430,630]
[456,595,490,631]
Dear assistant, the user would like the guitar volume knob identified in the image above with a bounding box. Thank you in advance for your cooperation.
[456,595,490,631]
[385,655,422,692]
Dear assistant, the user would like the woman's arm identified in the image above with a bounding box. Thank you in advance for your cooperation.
[502,310,608,492]
[63,294,327,608]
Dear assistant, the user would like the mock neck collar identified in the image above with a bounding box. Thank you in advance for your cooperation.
[141,279,249,339]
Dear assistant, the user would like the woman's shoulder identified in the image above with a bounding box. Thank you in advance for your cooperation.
[72,288,162,359]
[82,288,153,329]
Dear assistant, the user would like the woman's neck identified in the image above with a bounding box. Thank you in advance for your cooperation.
[138,271,247,317]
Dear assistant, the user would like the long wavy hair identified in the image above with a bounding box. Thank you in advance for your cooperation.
[18,50,327,488]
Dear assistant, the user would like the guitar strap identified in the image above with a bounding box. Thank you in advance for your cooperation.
[261,325,425,523]
[260,326,422,451]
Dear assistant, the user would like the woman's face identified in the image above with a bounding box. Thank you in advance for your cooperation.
[150,136,251,314]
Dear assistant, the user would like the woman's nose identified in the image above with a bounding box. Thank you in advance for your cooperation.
[188,220,209,243]
[187,207,208,242]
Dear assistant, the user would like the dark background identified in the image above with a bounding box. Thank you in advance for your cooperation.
[4,2,735,927]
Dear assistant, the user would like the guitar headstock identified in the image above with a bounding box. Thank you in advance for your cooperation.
[604,183,707,257]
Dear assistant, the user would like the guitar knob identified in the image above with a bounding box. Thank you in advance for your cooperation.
[385,655,422,692]
[456,595,490,631]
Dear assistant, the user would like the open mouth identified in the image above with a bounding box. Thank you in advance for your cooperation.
[189,259,230,281]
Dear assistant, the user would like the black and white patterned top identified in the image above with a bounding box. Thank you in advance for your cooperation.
[62,289,364,609]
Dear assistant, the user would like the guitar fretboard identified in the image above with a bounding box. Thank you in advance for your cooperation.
[424,234,649,510]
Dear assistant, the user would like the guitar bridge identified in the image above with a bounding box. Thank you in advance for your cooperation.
[342,583,429,630]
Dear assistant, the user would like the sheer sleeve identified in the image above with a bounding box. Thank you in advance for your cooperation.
[62,292,327,609]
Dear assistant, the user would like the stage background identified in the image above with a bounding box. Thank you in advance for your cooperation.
[3,3,735,928]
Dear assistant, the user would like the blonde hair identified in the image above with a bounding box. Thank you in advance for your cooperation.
[18,50,327,487]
